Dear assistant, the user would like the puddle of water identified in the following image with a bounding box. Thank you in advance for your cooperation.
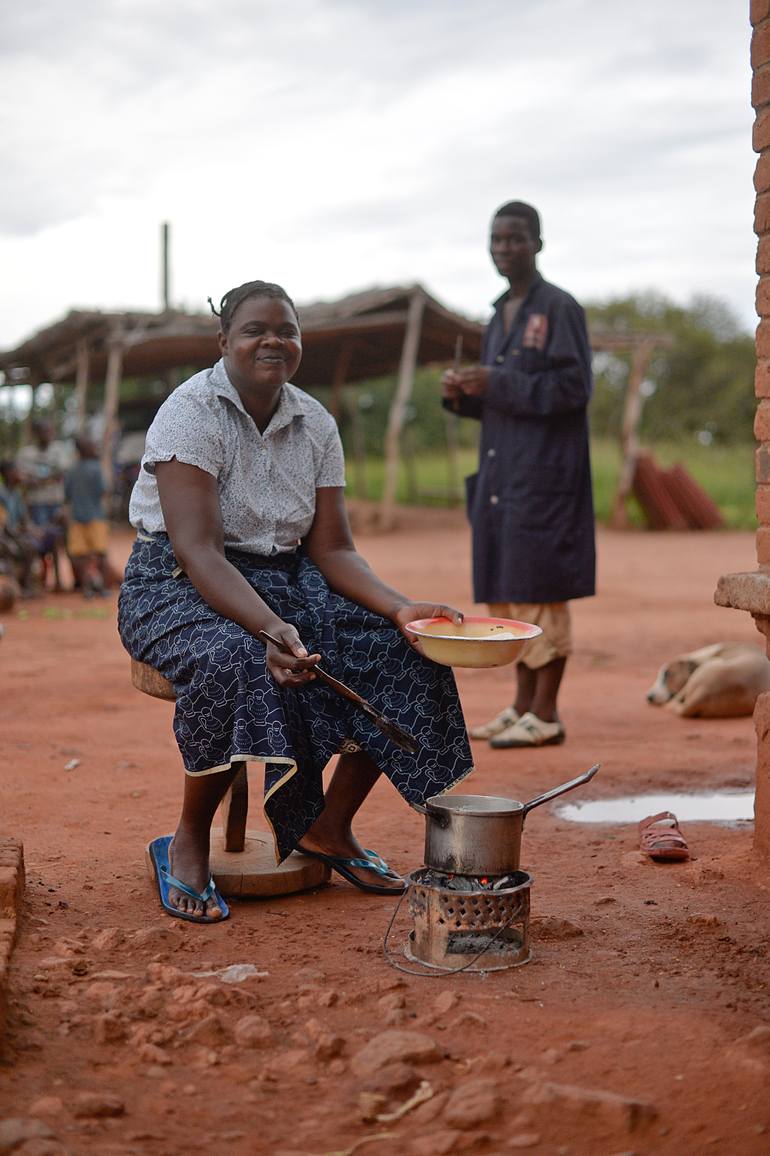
[557,791,754,825]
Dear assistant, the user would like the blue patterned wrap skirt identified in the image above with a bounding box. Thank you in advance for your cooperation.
[118,533,474,862]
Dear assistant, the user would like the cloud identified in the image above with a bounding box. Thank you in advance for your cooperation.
[0,0,758,347]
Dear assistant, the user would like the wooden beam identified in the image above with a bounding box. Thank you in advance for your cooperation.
[378,291,425,531]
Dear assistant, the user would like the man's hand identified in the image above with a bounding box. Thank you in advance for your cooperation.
[441,371,463,403]
[443,365,492,397]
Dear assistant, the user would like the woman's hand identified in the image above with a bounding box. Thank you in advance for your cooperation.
[392,602,464,653]
[259,619,320,688]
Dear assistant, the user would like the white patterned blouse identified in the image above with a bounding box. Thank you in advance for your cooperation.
[129,358,346,555]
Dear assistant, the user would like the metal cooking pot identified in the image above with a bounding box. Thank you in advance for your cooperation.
[414,764,600,876]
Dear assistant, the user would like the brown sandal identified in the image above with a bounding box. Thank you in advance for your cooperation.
[638,811,690,862]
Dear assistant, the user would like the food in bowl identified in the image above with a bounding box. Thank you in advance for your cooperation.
[405,616,543,669]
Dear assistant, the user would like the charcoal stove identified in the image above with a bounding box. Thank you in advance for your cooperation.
[385,765,600,975]
[403,866,532,973]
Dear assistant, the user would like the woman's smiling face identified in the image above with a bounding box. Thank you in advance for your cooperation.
[218,295,302,394]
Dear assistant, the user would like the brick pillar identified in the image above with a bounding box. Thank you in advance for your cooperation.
[714,4,770,855]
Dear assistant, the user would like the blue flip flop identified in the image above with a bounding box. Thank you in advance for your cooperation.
[147,835,229,924]
[296,845,406,895]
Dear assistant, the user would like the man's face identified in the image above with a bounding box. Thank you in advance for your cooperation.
[489,214,539,281]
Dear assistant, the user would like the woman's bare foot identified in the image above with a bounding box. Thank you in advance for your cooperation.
[168,827,226,919]
[297,819,405,892]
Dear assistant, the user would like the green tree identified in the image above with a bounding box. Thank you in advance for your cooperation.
[586,293,755,446]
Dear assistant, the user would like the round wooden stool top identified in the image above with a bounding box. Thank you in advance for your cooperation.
[131,659,176,701]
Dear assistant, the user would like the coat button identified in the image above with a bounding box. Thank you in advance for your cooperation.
[495,355,504,364]
[490,495,499,505]
[487,448,496,458]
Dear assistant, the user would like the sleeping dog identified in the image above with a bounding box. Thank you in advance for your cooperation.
[646,642,770,718]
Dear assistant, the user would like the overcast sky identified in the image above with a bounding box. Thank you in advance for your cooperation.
[0,0,756,350]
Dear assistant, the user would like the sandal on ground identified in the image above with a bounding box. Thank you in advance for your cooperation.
[638,812,690,862]
[489,711,566,749]
[148,835,230,923]
[469,705,520,740]
[296,846,406,895]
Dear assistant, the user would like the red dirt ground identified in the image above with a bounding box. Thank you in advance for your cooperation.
[1,512,769,1156]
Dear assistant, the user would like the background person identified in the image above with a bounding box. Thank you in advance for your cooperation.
[16,418,73,591]
[0,460,42,596]
[63,436,110,597]
[442,200,595,748]
[118,280,473,924]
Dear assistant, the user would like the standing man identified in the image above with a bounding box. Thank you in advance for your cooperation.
[442,201,595,748]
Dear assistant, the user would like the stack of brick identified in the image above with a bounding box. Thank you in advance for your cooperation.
[0,838,24,1042]
[755,0,770,567]
[631,450,725,530]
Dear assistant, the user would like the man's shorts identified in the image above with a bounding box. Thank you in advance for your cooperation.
[67,520,109,558]
[487,601,572,670]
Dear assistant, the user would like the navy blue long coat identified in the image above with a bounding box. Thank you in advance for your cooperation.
[446,274,596,604]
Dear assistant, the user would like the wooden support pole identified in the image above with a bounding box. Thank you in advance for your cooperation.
[74,339,90,434]
[330,342,353,423]
[444,409,461,504]
[161,221,171,311]
[344,387,367,499]
[609,340,655,530]
[378,291,425,531]
[100,336,124,490]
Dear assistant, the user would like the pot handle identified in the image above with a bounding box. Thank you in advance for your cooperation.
[522,763,601,818]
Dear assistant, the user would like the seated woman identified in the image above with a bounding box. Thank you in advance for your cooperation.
[118,280,473,923]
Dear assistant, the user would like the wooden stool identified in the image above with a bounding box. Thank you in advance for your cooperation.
[131,659,330,898]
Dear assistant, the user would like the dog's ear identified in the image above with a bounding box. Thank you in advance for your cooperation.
[665,659,697,696]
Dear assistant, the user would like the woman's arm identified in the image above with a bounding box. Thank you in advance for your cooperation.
[304,486,463,643]
[155,458,319,686]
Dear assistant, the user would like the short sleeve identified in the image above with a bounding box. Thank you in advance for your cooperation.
[315,423,346,488]
[142,389,225,479]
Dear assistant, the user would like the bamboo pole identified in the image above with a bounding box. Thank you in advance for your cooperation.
[378,290,425,530]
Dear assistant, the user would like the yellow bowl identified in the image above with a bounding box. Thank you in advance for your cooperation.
[405,616,542,668]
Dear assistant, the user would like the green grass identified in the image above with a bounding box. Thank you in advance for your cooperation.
[346,438,757,530]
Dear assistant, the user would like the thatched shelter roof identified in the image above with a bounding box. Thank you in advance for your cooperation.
[0,284,484,388]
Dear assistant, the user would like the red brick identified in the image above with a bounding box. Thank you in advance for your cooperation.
[758,485,770,522]
[757,192,770,236]
[754,65,770,111]
[756,359,770,395]
[757,236,770,274]
[754,108,770,153]
[757,321,770,360]
[752,0,770,25]
[754,690,770,855]
[756,399,770,439]
[757,444,770,483]
[757,280,770,318]
[755,151,770,194]
[753,24,770,70]
[758,524,770,563]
